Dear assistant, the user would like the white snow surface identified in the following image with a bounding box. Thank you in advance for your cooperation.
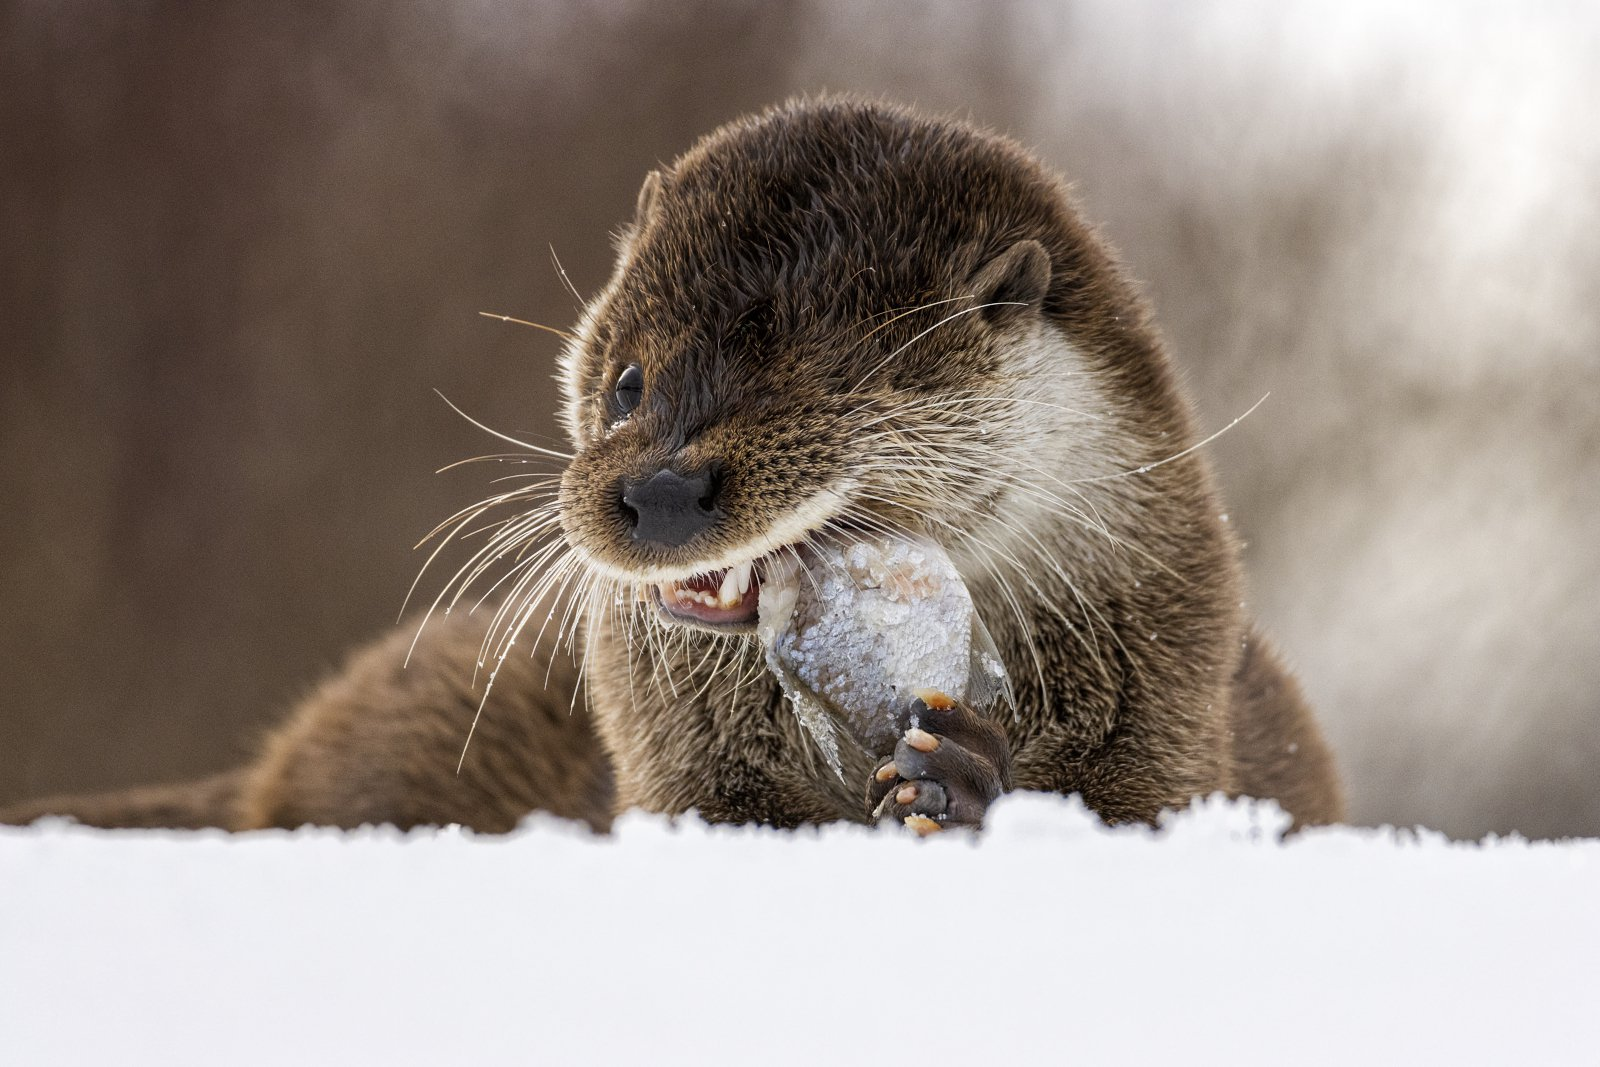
[3,793,1596,1066]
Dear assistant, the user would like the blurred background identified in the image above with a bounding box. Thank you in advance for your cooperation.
[2,2,1595,840]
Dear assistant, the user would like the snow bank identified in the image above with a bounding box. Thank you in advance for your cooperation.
[3,794,1596,1065]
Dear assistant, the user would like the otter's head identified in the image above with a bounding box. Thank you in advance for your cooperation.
[556,98,1172,633]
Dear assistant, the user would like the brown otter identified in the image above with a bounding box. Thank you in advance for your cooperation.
[0,97,1342,834]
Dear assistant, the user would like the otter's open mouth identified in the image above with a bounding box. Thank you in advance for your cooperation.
[652,559,766,630]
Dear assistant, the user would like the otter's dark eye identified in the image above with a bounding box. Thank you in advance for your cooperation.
[613,363,643,416]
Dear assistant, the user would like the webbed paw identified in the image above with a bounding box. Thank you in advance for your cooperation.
[866,690,1012,835]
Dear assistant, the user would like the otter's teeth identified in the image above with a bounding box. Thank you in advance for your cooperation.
[716,566,740,607]
[713,562,755,608]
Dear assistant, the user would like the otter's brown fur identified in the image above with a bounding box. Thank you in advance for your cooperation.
[1,98,1341,833]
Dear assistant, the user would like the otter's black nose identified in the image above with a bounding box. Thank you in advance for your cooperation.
[621,466,720,546]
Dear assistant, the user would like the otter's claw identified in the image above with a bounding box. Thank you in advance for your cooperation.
[867,691,1013,831]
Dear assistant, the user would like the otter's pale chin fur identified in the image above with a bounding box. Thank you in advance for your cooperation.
[1,96,1343,836]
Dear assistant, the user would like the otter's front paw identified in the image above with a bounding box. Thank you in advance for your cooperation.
[867,690,1013,835]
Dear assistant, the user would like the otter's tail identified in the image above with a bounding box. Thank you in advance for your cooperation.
[0,770,245,830]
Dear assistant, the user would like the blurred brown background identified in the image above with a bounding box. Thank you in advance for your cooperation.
[3,2,1596,839]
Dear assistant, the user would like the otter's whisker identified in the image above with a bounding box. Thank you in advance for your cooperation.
[433,388,575,461]
[851,301,1029,391]
[436,453,565,475]
[478,309,578,343]
[854,293,974,344]
[549,245,585,308]
[1069,393,1269,486]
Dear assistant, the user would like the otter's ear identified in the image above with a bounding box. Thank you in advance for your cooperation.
[634,169,666,229]
[968,239,1051,328]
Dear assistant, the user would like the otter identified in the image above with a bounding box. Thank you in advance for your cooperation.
[1,98,1342,834]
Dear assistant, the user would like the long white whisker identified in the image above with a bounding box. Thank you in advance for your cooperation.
[1070,393,1269,485]
[433,389,574,460]
[852,302,1028,390]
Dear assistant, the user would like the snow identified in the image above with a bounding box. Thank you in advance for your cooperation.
[4,794,1596,1066]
